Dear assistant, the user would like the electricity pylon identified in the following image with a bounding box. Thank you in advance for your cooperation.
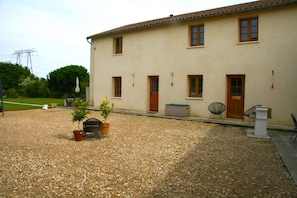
[12,48,37,74]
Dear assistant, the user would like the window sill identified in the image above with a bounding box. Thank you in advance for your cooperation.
[111,97,122,100]
[186,97,203,100]
[112,53,123,56]
[187,45,205,49]
[237,41,259,45]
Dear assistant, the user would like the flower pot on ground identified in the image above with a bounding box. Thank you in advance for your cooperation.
[72,99,90,141]
[99,97,114,136]
[73,130,84,141]
[102,123,110,136]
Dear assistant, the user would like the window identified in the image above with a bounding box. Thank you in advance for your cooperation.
[114,37,123,54]
[240,18,258,42]
[188,75,203,97]
[113,77,122,97]
[190,25,204,46]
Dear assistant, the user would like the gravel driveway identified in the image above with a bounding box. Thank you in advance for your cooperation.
[0,108,296,197]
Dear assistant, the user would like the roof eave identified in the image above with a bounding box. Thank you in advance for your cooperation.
[86,0,297,40]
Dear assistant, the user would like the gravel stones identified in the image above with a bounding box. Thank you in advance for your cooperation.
[0,108,296,197]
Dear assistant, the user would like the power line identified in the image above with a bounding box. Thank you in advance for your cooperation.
[12,48,38,74]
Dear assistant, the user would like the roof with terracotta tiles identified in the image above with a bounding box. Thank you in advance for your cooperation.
[87,0,297,39]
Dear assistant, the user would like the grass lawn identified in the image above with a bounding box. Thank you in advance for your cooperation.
[2,98,64,111]
[2,103,41,111]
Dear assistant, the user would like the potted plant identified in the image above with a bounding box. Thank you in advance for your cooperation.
[72,99,90,141]
[99,97,114,136]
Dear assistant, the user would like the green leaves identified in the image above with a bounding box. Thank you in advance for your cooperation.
[47,65,89,98]
[72,99,90,129]
[99,97,114,123]
[0,62,31,90]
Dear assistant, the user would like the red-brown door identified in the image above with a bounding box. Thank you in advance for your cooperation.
[149,76,159,111]
[227,75,245,118]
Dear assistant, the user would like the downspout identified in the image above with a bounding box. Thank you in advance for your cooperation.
[86,37,95,106]
[86,37,91,44]
[86,37,93,47]
[86,38,96,50]
[86,37,92,45]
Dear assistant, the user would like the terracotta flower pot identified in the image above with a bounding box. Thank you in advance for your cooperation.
[102,123,110,136]
[73,130,84,141]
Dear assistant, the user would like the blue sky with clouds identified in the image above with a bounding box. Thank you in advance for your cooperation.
[0,0,252,78]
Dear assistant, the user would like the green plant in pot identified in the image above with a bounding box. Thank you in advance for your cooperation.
[99,97,114,136]
[72,99,90,141]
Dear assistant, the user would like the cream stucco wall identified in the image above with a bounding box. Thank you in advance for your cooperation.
[89,5,297,126]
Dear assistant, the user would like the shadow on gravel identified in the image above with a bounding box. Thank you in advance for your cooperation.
[55,133,103,141]
[82,134,102,141]
[55,134,73,141]
[145,125,297,197]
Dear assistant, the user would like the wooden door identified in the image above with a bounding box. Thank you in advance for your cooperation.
[149,76,159,111]
[227,75,245,118]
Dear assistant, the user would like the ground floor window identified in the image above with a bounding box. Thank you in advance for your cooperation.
[113,77,122,97]
[188,75,203,97]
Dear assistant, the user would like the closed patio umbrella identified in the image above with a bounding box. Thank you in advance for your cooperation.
[75,77,80,93]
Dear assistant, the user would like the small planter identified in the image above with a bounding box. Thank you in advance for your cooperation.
[99,97,114,137]
[71,99,90,141]
[73,130,84,141]
[102,123,110,136]
[165,104,190,117]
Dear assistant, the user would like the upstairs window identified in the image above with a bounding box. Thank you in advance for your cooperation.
[113,77,122,97]
[114,37,123,54]
[240,18,258,42]
[188,75,203,97]
[190,25,204,46]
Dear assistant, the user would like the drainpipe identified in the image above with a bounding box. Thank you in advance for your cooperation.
[86,38,96,50]
[86,37,91,44]
[86,37,95,106]
[86,38,91,50]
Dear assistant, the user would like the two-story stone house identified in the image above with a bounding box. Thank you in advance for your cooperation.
[87,0,297,126]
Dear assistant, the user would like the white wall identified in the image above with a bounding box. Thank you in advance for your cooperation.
[89,5,297,125]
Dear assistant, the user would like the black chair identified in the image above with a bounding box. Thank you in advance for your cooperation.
[208,102,226,120]
[65,98,75,107]
[290,113,297,142]
[243,105,261,124]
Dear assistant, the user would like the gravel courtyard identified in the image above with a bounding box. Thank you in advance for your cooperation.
[0,108,296,197]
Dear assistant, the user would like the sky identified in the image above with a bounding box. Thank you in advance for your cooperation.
[0,0,252,78]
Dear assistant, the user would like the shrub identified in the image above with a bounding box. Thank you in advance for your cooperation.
[4,88,19,98]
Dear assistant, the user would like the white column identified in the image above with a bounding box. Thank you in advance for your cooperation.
[254,106,268,137]
[247,106,269,138]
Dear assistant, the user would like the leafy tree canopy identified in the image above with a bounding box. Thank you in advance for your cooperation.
[19,75,50,98]
[47,65,89,98]
[0,62,31,90]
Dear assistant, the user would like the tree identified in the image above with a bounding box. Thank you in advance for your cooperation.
[47,65,89,98]
[0,62,31,90]
[19,75,50,98]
